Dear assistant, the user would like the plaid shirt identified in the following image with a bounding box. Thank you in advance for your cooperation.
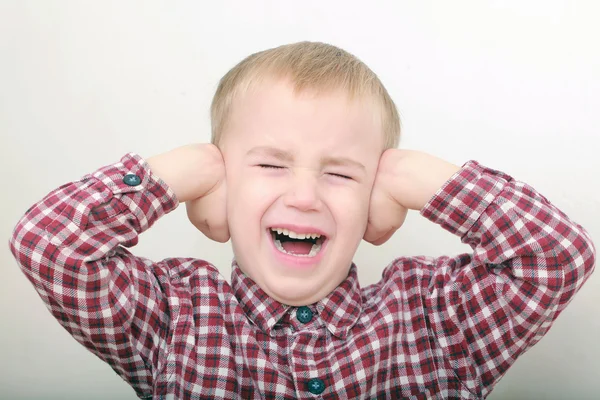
[9,153,595,399]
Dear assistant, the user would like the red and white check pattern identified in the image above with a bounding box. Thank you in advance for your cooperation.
[9,154,595,399]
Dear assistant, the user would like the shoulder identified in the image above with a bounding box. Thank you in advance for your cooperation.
[364,254,471,298]
[148,257,227,290]
[382,255,437,283]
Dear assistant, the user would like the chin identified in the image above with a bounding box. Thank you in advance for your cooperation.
[262,277,324,306]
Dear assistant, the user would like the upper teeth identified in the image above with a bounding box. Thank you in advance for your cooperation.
[271,228,321,240]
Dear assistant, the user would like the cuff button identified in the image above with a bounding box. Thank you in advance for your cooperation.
[123,173,142,186]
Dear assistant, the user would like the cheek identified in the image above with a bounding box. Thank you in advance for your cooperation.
[227,175,276,230]
[324,186,370,231]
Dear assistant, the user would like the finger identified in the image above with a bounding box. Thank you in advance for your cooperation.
[364,224,395,246]
[363,207,408,245]
[185,186,230,243]
[363,218,392,245]
[362,225,380,244]
[204,223,230,243]
[371,228,396,246]
[189,209,230,243]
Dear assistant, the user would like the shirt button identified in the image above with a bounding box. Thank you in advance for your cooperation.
[307,378,325,395]
[296,306,313,324]
[123,173,142,186]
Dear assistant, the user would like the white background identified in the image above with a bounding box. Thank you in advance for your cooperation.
[1,1,598,399]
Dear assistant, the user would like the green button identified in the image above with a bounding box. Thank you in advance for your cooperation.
[123,174,141,186]
[296,306,313,324]
[307,378,325,395]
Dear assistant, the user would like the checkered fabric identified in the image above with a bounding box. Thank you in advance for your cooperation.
[9,153,595,399]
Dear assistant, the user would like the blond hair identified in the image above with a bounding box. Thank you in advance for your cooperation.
[210,41,400,149]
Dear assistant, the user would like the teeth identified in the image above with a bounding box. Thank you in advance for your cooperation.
[271,228,321,239]
[274,239,322,257]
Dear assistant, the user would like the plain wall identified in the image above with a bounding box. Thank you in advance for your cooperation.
[1,1,598,399]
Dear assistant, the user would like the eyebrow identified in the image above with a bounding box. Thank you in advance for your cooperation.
[247,146,294,162]
[246,146,366,171]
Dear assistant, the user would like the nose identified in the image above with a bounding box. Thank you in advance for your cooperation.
[282,170,322,212]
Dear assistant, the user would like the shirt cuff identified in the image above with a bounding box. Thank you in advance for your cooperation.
[420,161,510,238]
[89,152,179,232]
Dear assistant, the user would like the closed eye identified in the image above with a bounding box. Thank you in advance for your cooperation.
[259,165,351,179]
[258,164,284,169]
[327,173,352,180]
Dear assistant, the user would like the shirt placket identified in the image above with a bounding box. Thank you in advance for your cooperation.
[288,306,329,399]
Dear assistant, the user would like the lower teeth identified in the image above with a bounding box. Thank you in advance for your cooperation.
[274,240,322,257]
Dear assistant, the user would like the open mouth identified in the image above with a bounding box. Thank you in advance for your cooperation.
[270,228,326,258]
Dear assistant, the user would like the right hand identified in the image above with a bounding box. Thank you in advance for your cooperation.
[147,143,229,242]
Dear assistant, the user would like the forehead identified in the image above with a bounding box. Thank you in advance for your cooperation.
[224,79,384,154]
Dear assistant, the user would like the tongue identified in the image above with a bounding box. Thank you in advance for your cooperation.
[281,241,313,255]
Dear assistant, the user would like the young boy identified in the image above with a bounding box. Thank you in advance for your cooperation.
[9,41,596,399]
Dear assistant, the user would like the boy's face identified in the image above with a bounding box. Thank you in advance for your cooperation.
[220,79,384,306]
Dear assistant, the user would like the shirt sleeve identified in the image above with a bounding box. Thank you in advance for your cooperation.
[420,161,596,398]
[8,153,179,398]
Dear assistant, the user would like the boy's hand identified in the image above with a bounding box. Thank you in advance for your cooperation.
[364,149,460,245]
[148,144,229,242]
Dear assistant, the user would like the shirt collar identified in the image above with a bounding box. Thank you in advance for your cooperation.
[231,261,363,339]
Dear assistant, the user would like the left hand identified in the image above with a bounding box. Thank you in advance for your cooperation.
[364,149,460,245]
